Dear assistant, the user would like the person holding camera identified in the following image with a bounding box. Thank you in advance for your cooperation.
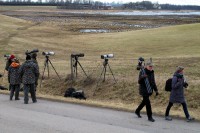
[8,58,21,100]
[135,61,159,122]
[19,55,39,104]
[165,66,194,122]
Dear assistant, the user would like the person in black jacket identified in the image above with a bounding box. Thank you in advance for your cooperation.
[135,61,159,122]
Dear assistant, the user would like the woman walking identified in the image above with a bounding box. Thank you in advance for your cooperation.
[165,66,194,122]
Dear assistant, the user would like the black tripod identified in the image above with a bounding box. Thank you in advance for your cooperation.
[97,58,117,85]
[40,55,61,87]
[71,56,88,80]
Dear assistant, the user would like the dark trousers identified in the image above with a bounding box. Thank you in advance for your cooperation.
[136,96,152,118]
[165,102,190,118]
[10,84,20,100]
[23,84,37,103]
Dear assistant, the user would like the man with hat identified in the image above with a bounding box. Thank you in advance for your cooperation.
[165,66,194,122]
[19,55,39,104]
[135,60,159,122]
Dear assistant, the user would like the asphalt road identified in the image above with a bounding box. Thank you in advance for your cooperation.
[0,94,199,133]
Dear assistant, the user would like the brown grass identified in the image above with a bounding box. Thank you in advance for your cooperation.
[0,11,200,120]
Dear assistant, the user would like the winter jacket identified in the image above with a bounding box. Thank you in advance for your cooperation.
[8,62,21,85]
[19,60,39,84]
[138,68,158,96]
[170,72,186,103]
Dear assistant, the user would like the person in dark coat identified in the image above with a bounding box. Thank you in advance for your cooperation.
[19,55,39,104]
[165,66,194,122]
[31,53,39,91]
[135,61,159,122]
[8,58,21,100]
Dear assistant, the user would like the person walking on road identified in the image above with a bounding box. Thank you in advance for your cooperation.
[165,66,194,122]
[19,55,39,104]
[135,61,159,122]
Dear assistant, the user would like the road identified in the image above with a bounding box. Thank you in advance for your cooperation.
[0,94,199,133]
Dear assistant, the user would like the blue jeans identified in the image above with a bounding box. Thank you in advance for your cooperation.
[23,84,37,104]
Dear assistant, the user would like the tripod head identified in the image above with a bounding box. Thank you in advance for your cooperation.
[103,58,109,67]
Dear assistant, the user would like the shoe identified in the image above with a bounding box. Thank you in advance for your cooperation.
[187,117,195,122]
[15,98,20,100]
[24,102,28,104]
[165,116,172,121]
[135,111,142,118]
[33,100,37,103]
[148,117,155,122]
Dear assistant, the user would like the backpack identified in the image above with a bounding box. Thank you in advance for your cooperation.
[165,78,172,92]
[72,90,86,100]
[64,88,76,97]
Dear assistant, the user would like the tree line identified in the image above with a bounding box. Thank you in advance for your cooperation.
[1,0,200,10]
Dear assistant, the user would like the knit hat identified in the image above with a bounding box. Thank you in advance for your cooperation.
[176,66,184,73]
[9,54,15,60]
[145,60,154,66]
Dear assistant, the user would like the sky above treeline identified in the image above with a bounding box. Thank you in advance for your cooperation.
[100,0,200,6]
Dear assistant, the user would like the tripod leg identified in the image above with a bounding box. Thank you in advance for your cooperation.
[47,61,50,78]
[94,67,105,95]
[40,61,47,88]
[108,63,117,83]
[48,59,61,80]
[96,66,105,85]
[103,65,107,82]
[77,61,88,78]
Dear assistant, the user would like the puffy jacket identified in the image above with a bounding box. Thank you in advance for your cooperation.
[8,62,21,85]
[19,60,39,84]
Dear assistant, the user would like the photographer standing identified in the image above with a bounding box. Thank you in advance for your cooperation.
[31,53,39,91]
[19,55,39,104]
[8,58,21,100]
[5,54,15,71]
[165,66,194,122]
[135,61,159,122]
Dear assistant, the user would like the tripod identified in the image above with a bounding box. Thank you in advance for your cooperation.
[40,55,61,87]
[71,56,88,80]
[97,58,117,85]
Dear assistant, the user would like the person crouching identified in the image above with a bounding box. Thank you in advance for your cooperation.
[8,58,21,100]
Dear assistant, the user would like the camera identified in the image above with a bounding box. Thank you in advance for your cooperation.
[101,54,114,59]
[137,57,145,70]
[71,53,84,58]
[25,49,39,55]
[4,54,11,58]
[42,51,55,56]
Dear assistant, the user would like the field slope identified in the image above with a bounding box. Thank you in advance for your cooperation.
[0,14,200,119]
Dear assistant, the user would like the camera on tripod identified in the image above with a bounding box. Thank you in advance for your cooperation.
[25,49,39,56]
[137,57,145,70]
[4,54,11,59]
[71,53,84,58]
[42,51,55,56]
[101,54,114,59]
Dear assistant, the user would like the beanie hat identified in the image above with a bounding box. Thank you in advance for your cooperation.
[9,54,15,60]
[176,66,184,73]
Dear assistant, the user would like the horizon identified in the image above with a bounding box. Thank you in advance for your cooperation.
[1,0,200,6]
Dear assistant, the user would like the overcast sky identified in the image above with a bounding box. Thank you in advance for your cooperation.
[101,0,200,6]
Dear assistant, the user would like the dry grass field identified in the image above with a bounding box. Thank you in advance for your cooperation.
[0,7,200,120]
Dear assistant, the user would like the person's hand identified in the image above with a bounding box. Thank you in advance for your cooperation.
[183,82,189,88]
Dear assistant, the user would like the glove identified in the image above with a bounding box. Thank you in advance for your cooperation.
[155,91,159,96]
[183,82,188,88]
